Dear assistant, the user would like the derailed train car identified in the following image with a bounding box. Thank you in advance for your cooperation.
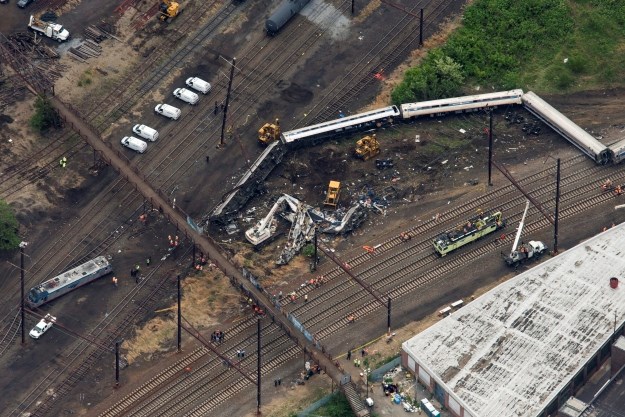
[522,91,611,164]
[280,106,400,149]
[401,89,524,119]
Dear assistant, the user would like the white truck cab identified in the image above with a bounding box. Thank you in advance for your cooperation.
[29,314,56,339]
[121,136,148,153]
[132,124,159,141]
[185,77,211,94]
[154,103,181,120]
[173,88,199,105]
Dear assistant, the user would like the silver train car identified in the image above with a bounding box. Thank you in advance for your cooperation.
[608,138,625,164]
[522,91,611,164]
[401,89,524,119]
[27,256,113,308]
[281,105,400,149]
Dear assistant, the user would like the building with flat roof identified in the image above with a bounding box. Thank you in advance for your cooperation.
[402,224,625,417]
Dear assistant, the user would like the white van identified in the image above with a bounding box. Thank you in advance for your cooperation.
[185,77,211,94]
[121,136,148,153]
[173,88,199,105]
[132,124,159,142]
[154,103,181,120]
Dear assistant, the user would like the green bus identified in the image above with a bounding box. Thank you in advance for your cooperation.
[433,211,505,256]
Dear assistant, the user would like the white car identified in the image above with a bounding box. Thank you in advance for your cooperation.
[185,77,211,94]
[29,314,56,339]
[173,88,199,105]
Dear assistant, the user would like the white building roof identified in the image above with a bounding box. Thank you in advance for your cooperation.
[403,223,625,417]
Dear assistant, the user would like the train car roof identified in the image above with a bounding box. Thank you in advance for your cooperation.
[522,91,608,155]
[282,106,400,143]
[33,256,110,292]
[401,89,524,111]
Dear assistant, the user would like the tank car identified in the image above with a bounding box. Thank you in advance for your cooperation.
[522,91,610,164]
[266,0,312,34]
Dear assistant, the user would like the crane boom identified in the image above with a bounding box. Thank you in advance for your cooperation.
[511,200,530,257]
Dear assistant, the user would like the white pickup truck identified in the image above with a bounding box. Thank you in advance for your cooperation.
[28,15,70,42]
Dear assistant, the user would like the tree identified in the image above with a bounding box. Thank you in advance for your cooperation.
[29,95,61,133]
[391,50,465,104]
[0,200,20,251]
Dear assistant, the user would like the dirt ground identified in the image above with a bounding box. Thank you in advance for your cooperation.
[3,0,625,416]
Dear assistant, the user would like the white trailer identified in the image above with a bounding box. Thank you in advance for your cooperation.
[28,15,70,42]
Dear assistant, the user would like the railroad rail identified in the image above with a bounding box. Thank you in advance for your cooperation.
[45,95,369,415]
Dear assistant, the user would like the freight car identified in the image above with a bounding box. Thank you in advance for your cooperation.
[433,211,505,256]
[521,91,611,164]
[266,0,312,34]
[27,256,113,308]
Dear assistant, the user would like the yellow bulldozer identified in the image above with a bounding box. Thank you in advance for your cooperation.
[159,0,182,22]
[324,181,341,208]
[355,134,380,160]
[258,119,280,145]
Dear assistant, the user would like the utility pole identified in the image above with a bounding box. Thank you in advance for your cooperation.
[554,158,560,254]
[419,8,424,46]
[20,241,28,344]
[220,57,236,148]
[115,340,120,387]
[257,319,261,416]
[177,274,182,352]
[488,110,493,186]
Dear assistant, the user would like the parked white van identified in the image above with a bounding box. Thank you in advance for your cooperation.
[132,124,159,142]
[173,88,199,105]
[121,136,148,153]
[154,103,181,120]
[185,77,211,94]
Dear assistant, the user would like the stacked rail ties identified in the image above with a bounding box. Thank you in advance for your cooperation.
[68,40,102,63]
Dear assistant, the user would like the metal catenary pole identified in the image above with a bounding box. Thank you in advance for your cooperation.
[177,274,182,352]
[257,318,261,416]
[20,242,27,344]
[488,110,493,186]
[554,158,561,254]
[220,57,236,147]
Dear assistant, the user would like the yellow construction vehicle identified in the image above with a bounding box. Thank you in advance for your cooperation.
[355,134,380,160]
[159,0,182,22]
[324,181,341,208]
[258,119,280,145]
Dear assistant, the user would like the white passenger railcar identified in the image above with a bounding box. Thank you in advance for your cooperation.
[27,256,113,308]
[522,91,611,164]
[281,106,400,149]
[608,138,625,164]
[400,89,524,119]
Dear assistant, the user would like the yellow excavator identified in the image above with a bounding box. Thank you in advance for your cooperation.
[258,119,280,145]
[159,0,182,22]
[355,134,380,160]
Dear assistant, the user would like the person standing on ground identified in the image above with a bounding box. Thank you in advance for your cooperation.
[347,350,352,360]
[146,256,151,266]
[112,276,118,288]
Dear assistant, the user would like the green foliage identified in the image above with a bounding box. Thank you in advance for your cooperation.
[301,244,315,257]
[315,393,354,417]
[0,200,20,251]
[29,96,61,132]
[77,69,93,87]
[391,0,625,94]
[391,50,464,103]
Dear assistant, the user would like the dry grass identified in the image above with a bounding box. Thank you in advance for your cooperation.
[123,270,240,364]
